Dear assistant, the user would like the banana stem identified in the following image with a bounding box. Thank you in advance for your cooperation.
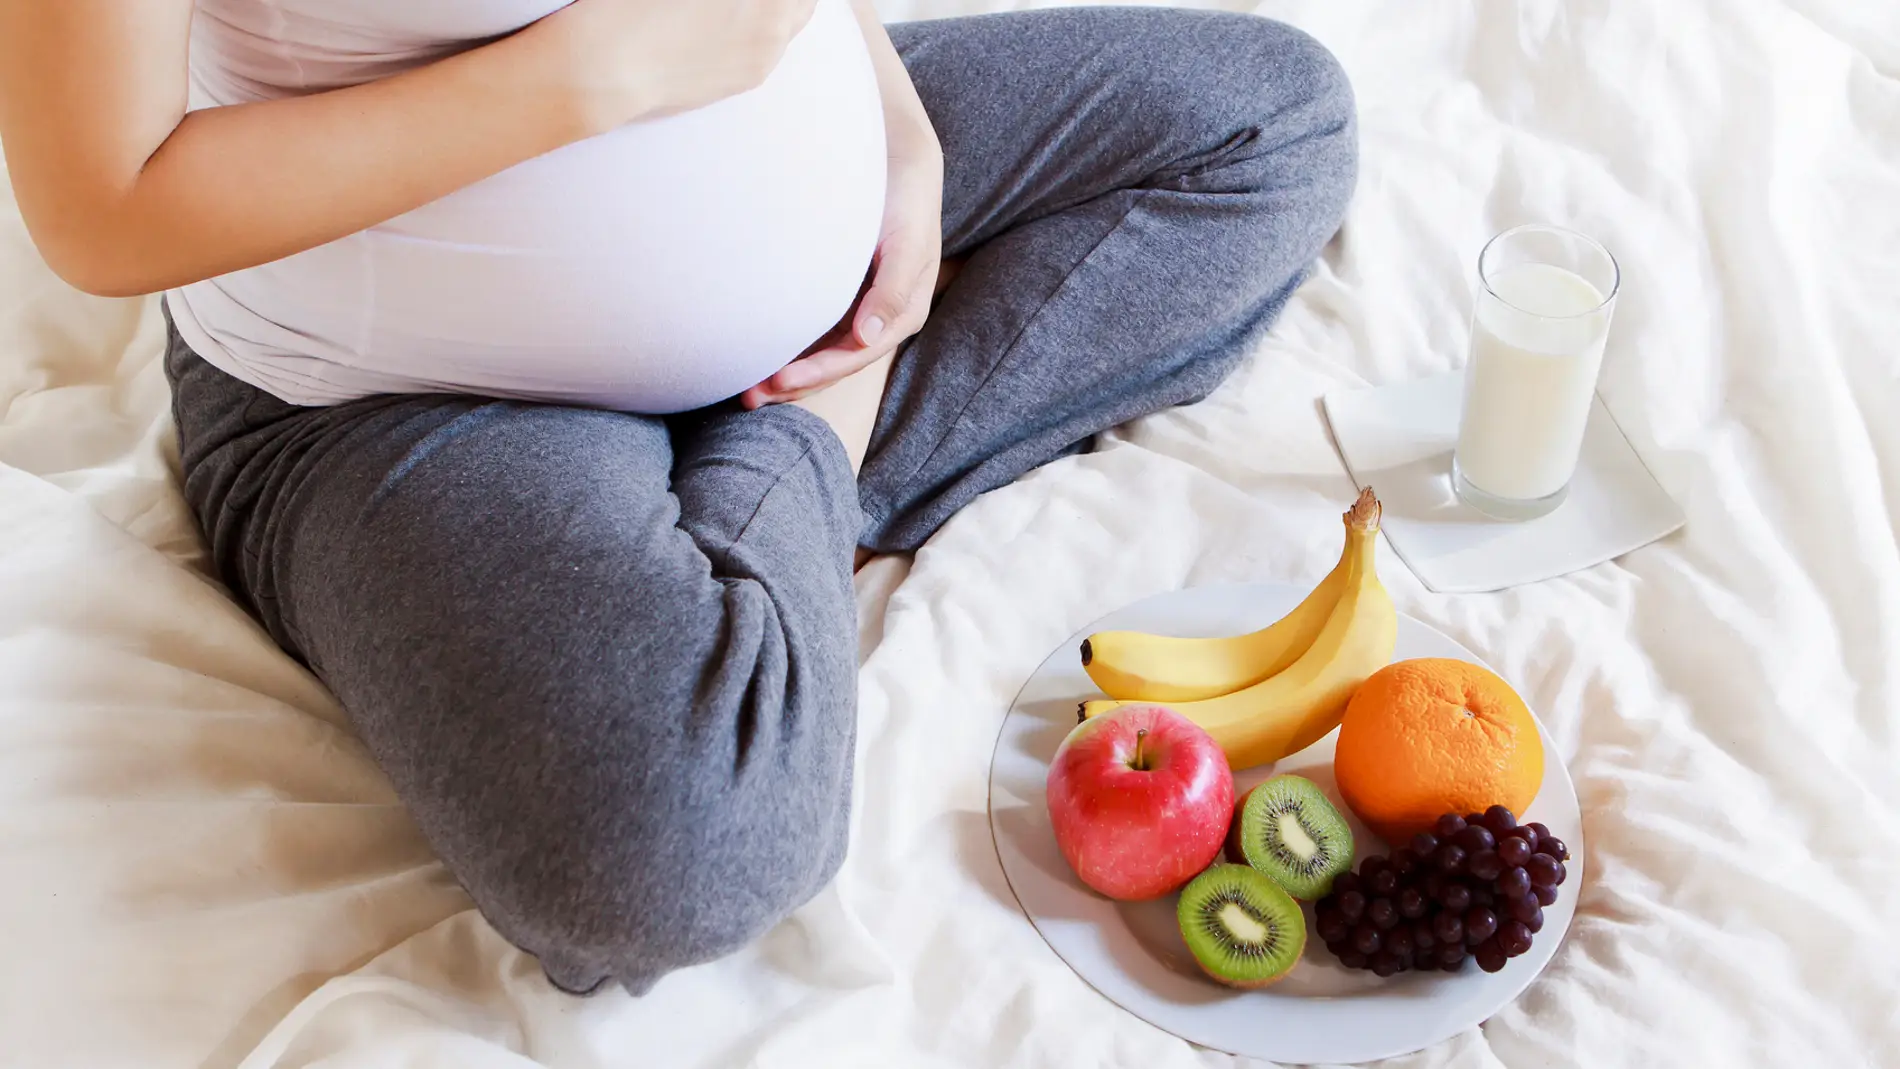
[1345,486,1383,531]
[1132,729,1149,771]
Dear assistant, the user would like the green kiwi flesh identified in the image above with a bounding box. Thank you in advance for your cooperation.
[1176,864,1305,988]
[1237,774,1354,900]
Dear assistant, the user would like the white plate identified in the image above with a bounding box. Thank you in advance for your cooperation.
[987,583,1583,1064]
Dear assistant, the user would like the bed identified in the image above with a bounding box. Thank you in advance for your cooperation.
[3,1,1897,1066]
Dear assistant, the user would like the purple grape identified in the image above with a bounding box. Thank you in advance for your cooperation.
[1498,920,1534,957]
[1434,843,1468,873]
[1412,920,1437,949]
[1433,910,1464,945]
[1526,854,1562,888]
[1423,871,1449,901]
[1360,855,1389,879]
[1411,831,1441,856]
[1464,812,1486,826]
[1387,926,1416,957]
[1471,886,1497,909]
[1475,942,1508,973]
[1317,909,1351,943]
[1339,890,1367,921]
[1456,825,1497,854]
[1371,953,1401,977]
[1507,895,1542,924]
[1398,887,1427,919]
[1464,906,1499,944]
[1533,883,1560,907]
[1467,849,1504,881]
[1339,949,1368,970]
[1370,869,1400,897]
[1441,883,1472,912]
[1525,822,1551,847]
[1326,937,1353,958]
[1332,871,1362,896]
[1542,836,1570,862]
[1353,924,1383,956]
[1497,836,1532,867]
[1483,805,1518,835]
[1370,898,1400,930]
[1390,849,1419,878]
[1434,814,1468,839]
[1522,905,1545,933]
[1498,866,1532,899]
[1438,943,1468,968]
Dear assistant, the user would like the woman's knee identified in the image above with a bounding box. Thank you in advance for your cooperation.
[514,759,852,993]
[1177,15,1359,258]
[1247,18,1355,135]
[459,664,857,995]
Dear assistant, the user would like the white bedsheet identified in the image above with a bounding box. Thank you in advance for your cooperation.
[3,1,1897,1066]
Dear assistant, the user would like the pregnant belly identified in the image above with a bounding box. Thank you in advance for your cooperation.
[220,0,887,412]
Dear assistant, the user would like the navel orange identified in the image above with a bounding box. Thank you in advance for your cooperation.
[1333,658,1543,846]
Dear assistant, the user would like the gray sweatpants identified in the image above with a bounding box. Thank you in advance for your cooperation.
[166,8,1356,995]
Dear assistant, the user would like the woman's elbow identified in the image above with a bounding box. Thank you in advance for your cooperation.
[34,236,164,299]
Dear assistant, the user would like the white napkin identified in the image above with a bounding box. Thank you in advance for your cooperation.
[1322,373,1684,593]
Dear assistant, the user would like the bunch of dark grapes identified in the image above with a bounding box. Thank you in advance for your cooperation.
[1313,806,1569,978]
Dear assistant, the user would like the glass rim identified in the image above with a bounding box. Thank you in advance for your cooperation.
[1478,223,1621,319]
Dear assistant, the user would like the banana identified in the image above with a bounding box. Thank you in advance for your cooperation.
[1080,489,1396,771]
[1079,503,1365,702]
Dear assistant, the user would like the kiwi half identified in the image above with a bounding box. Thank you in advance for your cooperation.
[1176,864,1306,988]
[1234,774,1354,900]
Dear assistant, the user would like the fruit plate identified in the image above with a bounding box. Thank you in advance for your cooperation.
[986,583,1584,1065]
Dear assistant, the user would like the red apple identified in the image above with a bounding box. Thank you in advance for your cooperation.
[1046,704,1234,900]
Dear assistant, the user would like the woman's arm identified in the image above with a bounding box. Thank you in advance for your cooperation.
[0,0,818,297]
[742,0,944,407]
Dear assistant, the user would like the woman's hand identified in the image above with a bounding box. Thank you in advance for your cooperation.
[741,4,945,409]
[534,0,821,133]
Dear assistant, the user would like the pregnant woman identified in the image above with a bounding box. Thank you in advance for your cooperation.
[0,0,1355,993]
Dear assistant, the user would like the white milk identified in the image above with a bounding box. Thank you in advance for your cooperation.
[1454,262,1611,502]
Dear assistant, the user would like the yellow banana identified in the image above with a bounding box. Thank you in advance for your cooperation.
[1080,489,1396,771]
[1079,499,1367,702]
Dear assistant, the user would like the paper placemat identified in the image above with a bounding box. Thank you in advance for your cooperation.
[1322,373,1684,593]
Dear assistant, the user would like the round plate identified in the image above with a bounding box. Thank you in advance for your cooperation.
[987,584,1583,1064]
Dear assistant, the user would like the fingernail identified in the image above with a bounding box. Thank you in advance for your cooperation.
[861,316,886,343]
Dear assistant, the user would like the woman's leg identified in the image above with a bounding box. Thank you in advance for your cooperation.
[167,325,862,995]
[860,8,1358,551]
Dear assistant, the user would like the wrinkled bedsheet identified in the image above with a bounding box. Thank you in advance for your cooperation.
[3,1,1897,1066]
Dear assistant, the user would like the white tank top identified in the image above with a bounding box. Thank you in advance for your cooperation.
[167,0,887,413]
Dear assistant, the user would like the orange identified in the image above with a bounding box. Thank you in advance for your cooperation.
[1333,658,1544,846]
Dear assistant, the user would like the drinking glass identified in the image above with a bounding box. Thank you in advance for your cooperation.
[1452,224,1621,521]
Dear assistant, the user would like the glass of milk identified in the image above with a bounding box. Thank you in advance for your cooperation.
[1452,224,1621,521]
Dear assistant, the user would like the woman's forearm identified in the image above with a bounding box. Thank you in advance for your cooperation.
[0,0,596,297]
[95,43,595,298]
[1,0,819,298]
[848,0,938,156]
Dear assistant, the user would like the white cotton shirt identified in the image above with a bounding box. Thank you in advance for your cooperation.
[166,0,888,413]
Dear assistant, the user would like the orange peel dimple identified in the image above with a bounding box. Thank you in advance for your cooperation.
[1333,658,1545,846]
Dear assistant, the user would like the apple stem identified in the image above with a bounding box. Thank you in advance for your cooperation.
[1132,729,1149,772]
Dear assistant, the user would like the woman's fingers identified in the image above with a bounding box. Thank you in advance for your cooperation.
[743,132,944,408]
[775,341,884,391]
[852,237,935,348]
